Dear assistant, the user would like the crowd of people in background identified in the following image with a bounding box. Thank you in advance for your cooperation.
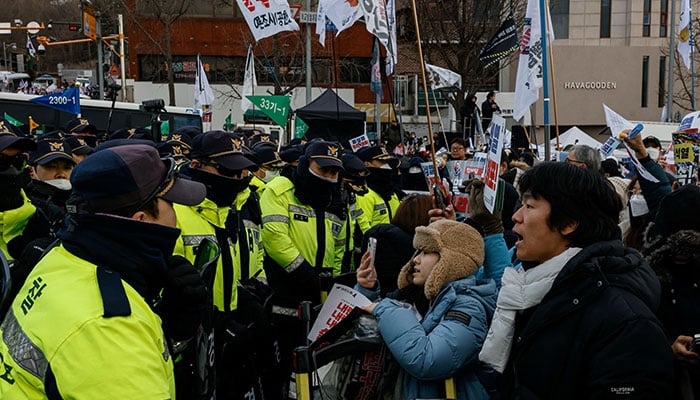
[0,107,697,399]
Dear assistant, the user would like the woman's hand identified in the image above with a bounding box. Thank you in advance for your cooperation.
[356,250,377,289]
[428,204,455,223]
[360,303,378,314]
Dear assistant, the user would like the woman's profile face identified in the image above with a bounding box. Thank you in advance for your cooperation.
[411,250,440,286]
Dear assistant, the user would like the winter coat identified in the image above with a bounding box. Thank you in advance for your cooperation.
[363,277,497,399]
[356,233,509,399]
[637,156,671,219]
[501,240,674,399]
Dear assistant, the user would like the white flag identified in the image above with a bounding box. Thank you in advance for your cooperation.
[678,0,693,69]
[359,0,391,57]
[385,0,398,75]
[242,45,257,112]
[425,64,461,90]
[512,0,544,122]
[194,54,214,110]
[236,0,299,42]
[316,0,362,45]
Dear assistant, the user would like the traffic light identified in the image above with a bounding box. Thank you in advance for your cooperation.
[68,24,80,32]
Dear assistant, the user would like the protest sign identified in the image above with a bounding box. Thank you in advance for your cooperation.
[308,284,372,342]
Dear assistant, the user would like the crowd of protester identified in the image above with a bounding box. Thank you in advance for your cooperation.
[0,113,697,399]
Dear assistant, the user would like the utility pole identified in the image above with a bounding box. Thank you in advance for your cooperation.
[305,0,311,104]
[118,14,126,101]
[96,11,104,100]
[667,0,676,122]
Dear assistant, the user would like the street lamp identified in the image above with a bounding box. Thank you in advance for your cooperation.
[2,42,17,72]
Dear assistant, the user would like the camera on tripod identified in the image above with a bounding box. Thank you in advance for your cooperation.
[140,99,166,113]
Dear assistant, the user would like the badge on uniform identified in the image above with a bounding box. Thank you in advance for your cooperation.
[294,214,309,222]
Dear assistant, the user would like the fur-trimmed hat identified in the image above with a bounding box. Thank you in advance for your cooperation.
[397,219,484,300]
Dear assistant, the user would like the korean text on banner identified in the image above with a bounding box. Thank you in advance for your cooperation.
[484,114,506,213]
[350,133,371,151]
[308,284,371,341]
[236,0,300,42]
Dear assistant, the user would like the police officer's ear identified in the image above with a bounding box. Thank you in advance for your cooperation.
[190,159,202,169]
[28,165,37,178]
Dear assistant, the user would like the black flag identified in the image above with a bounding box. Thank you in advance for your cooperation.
[479,12,519,68]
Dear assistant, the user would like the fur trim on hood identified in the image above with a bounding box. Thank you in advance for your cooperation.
[397,219,484,300]
[644,226,700,283]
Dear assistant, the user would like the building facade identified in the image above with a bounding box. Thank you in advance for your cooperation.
[515,0,691,137]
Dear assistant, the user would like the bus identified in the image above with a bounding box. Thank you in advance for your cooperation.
[0,92,202,136]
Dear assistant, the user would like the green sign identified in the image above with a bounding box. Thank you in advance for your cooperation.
[294,116,308,139]
[224,113,232,131]
[4,113,24,126]
[246,95,290,127]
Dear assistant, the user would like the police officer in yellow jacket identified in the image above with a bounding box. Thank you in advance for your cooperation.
[174,130,264,313]
[354,145,401,234]
[260,140,346,304]
[0,125,38,262]
[0,144,207,399]
[248,141,286,195]
[173,130,276,398]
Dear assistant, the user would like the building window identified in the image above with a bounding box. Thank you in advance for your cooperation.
[659,55,666,107]
[551,0,570,39]
[660,0,668,37]
[600,0,611,38]
[643,0,651,37]
[339,58,372,84]
[642,56,649,108]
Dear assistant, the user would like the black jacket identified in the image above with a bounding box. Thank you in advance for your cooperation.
[502,241,674,399]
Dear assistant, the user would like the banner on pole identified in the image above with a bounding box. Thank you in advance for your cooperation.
[294,116,308,138]
[235,0,300,42]
[479,12,519,68]
[246,95,290,127]
[29,87,80,115]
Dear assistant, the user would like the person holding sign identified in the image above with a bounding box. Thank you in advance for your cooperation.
[355,219,509,399]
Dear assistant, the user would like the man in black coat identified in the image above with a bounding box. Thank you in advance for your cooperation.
[479,162,673,399]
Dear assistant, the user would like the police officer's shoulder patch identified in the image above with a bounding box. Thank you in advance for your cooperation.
[444,310,471,327]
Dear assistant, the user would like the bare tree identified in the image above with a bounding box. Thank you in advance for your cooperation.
[661,15,700,119]
[118,0,195,105]
[397,0,525,114]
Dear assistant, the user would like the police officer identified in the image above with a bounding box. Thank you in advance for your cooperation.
[249,141,286,194]
[173,130,271,398]
[355,145,401,234]
[0,144,207,398]
[260,139,346,303]
[0,122,38,261]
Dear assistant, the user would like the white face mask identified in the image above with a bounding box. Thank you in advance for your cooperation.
[629,194,649,217]
[44,178,72,191]
[308,167,338,183]
[646,147,660,161]
[262,169,280,183]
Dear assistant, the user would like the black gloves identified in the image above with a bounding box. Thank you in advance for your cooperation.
[289,259,321,304]
[465,179,504,236]
[160,255,208,342]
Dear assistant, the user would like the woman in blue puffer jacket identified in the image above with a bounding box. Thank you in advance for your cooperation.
[356,219,508,399]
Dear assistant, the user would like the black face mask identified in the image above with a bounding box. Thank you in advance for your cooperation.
[366,167,395,200]
[0,167,30,211]
[184,166,251,207]
[293,157,338,209]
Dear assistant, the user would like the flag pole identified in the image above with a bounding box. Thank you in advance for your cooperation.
[410,0,441,185]
[429,88,450,151]
[544,0,561,150]
[690,6,696,111]
[667,0,676,121]
[539,0,551,162]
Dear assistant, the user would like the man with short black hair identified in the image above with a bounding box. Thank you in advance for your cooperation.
[0,144,207,398]
[479,162,673,398]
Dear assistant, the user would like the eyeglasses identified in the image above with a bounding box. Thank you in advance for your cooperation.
[564,157,587,167]
[202,159,242,178]
[0,153,28,171]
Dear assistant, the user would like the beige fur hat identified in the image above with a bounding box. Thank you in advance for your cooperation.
[397,219,485,300]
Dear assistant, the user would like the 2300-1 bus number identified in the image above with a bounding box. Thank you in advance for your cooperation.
[49,96,76,105]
